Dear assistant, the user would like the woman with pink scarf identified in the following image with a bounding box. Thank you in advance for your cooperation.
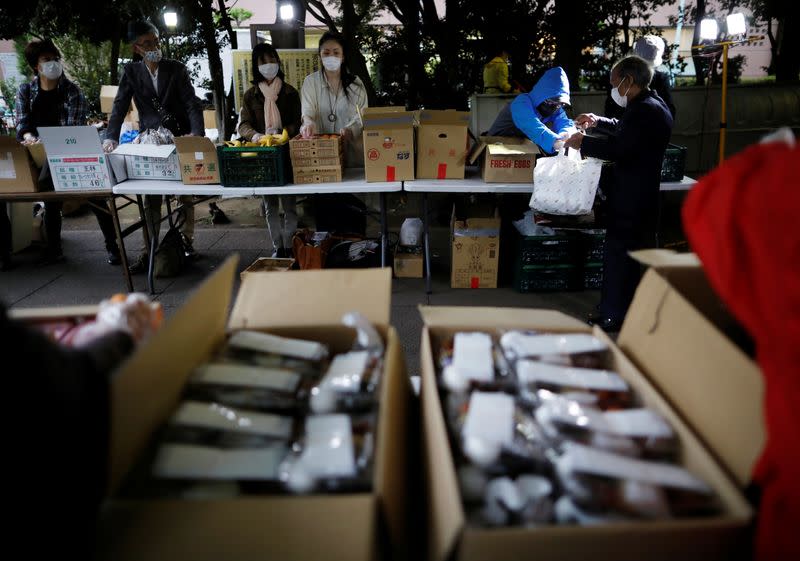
[238,43,302,258]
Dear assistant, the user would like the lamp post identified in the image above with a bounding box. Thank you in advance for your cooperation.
[163,10,178,59]
[692,12,762,165]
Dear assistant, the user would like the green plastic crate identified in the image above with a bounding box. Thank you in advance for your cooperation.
[661,143,687,182]
[217,143,290,187]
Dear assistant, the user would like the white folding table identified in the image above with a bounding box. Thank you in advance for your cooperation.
[113,168,401,293]
[403,169,697,294]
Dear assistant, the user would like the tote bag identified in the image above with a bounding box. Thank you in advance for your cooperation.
[530,148,602,215]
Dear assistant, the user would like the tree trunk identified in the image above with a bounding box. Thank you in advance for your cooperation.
[197,0,229,138]
[109,22,122,85]
[339,0,377,105]
[692,0,707,86]
[217,0,239,139]
[774,4,800,81]
[404,0,421,109]
[553,0,585,88]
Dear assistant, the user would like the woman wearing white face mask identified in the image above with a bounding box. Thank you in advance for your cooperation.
[6,39,121,268]
[238,43,302,258]
[299,31,368,166]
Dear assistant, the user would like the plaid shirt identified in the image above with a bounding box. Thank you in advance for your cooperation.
[15,75,88,141]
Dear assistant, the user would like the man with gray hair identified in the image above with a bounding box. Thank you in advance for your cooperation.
[605,35,676,119]
[565,55,673,331]
[104,20,204,273]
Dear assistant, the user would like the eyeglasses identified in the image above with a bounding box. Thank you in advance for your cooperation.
[136,39,160,50]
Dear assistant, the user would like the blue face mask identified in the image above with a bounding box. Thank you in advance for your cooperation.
[143,48,163,63]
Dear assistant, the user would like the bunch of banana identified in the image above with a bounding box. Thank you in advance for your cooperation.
[224,129,290,148]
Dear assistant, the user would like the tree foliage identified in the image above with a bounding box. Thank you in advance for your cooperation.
[1,0,795,132]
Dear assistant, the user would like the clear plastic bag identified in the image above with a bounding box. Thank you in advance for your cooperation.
[535,394,679,460]
[279,413,376,494]
[185,362,313,414]
[516,360,633,410]
[439,332,514,392]
[135,126,175,145]
[501,331,610,369]
[452,391,550,474]
[554,442,719,518]
[477,475,555,527]
[161,400,296,449]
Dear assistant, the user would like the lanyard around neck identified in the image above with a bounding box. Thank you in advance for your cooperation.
[323,72,341,132]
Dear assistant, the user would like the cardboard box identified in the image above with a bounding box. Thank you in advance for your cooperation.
[291,154,344,169]
[469,136,540,183]
[419,261,762,561]
[293,165,343,184]
[450,206,500,288]
[363,107,415,182]
[38,125,125,191]
[100,85,137,119]
[97,261,411,561]
[240,256,295,280]
[620,250,765,487]
[112,143,181,181]
[289,134,343,161]
[26,142,47,168]
[9,201,33,252]
[416,110,470,179]
[394,252,423,278]
[174,136,220,184]
[203,109,217,129]
[0,136,39,193]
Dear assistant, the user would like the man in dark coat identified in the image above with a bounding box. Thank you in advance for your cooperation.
[103,20,205,272]
[565,55,673,331]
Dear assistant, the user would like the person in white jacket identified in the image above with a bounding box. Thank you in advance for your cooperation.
[299,31,368,166]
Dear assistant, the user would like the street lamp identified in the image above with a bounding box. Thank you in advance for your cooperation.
[164,11,178,28]
[279,2,294,22]
[693,13,762,165]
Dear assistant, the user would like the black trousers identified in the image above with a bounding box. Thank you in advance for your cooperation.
[599,227,655,322]
[44,199,118,252]
[0,205,10,259]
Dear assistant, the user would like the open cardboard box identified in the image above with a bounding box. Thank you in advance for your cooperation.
[111,143,181,181]
[0,136,40,193]
[416,110,470,180]
[450,206,501,289]
[469,136,540,183]
[419,300,760,561]
[174,136,220,184]
[620,249,764,487]
[97,260,411,561]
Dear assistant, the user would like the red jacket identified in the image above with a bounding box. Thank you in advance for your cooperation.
[682,138,800,560]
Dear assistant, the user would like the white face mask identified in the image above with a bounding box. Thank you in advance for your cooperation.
[143,49,163,64]
[39,60,62,80]
[321,56,342,72]
[611,77,631,108]
[258,63,280,80]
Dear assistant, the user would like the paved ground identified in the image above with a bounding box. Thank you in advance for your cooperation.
[1,194,602,376]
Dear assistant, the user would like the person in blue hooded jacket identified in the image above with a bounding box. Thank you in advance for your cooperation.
[486,67,575,153]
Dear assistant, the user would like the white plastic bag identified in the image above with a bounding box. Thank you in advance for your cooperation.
[530,148,602,215]
[399,217,423,246]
